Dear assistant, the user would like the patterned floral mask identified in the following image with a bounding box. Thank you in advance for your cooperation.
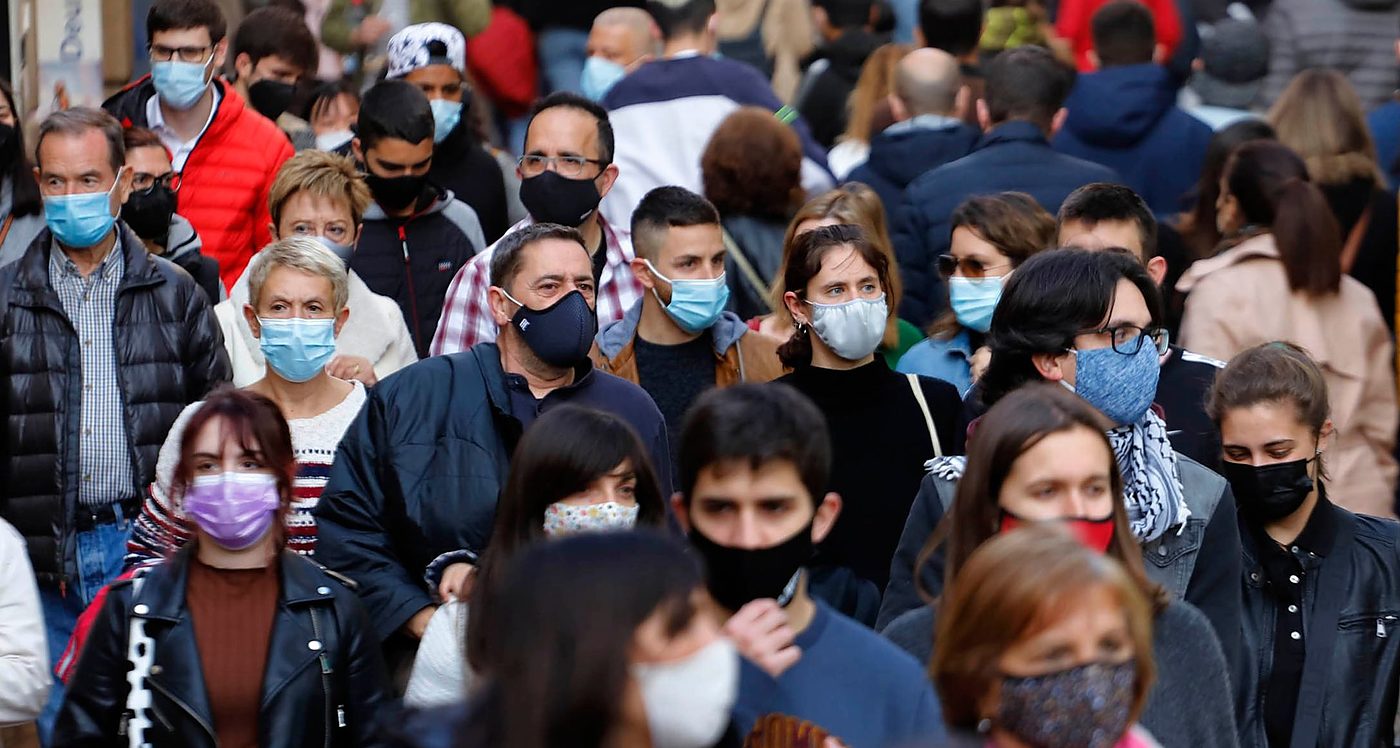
[995,660,1137,748]
[542,501,640,537]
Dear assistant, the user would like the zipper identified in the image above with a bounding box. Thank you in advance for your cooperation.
[148,677,216,741]
[309,606,337,748]
[398,224,424,350]
[1379,615,1397,638]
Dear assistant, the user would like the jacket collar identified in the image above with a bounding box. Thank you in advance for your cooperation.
[135,547,334,621]
[595,299,749,359]
[1174,232,1278,294]
[972,120,1051,152]
[471,342,515,418]
[12,224,165,305]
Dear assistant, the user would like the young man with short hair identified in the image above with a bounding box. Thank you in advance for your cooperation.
[228,6,319,148]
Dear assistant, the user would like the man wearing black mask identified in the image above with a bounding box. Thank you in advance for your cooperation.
[315,222,668,660]
[351,79,485,358]
[228,6,318,149]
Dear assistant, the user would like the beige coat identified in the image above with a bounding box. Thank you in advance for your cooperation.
[1177,233,1398,516]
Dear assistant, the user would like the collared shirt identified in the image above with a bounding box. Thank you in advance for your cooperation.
[882,113,967,136]
[430,216,645,355]
[48,239,135,507]
[146,84,221,171]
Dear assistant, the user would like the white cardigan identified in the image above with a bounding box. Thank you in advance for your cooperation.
[0,519,48,728]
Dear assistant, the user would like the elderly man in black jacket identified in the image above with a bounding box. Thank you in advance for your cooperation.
[0,107,230,741]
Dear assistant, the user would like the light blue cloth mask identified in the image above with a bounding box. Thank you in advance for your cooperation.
[429,98,463,144]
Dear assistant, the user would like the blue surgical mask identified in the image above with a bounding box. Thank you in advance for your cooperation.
[150,57,214,110]
[947,275,1005,333]
[807,294,887,361]
[314,235,356,266]
[257,317,337,383]
[646,260,730,334]
[429,98,463,144]
[581,56,627,101]
[1068,339,1161,427]
[44,171,123,249]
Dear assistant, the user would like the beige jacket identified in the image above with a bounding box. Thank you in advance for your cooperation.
[1177,233,1398,516]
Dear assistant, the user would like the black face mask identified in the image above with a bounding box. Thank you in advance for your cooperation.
[519,170,603,227]
[688,521,813,613]
[248,79,296,122]
[366,172,427,213]
[121,184,179,246]
[1222,457,1316,524]
[504,288,597,368]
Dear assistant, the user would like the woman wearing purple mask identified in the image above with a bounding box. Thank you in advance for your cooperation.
[54,389,392,748]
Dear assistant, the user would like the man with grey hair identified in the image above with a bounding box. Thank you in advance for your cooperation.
[848,47,979,217]
[0,106,229,739]
[581,7,662,101]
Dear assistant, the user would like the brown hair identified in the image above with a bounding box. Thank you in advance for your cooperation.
[777,184,903,348]
[927,192,1055,339]
[776,224,896,368]
[122,126,166,154]
[268,149,373,229]
[701,107,805,221]
[36,107,125,175]
[1206,342,1331,473]
[931,524,1156,729]
[1268,69,1385,188]
[839,43,912,144]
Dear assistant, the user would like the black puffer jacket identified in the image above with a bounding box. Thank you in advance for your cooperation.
[0,226,230,583]
[54,549,392,747]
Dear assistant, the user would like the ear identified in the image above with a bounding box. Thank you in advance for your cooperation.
[1049,107,1068,138]
[670,493,692,533]
[596,162,621,200]
[782,290,809,326]
[913,27,926,47]
[1191,57,1205,73]
[631,256,658,291]
[1317,419,1335,455]
[114,165,134,207]
[333,305,350,337]
[1152,44,1167,64]
[350,138,365,165]
[1146,256,1168,286]
[353,224,364,246]
[487,286,517,327]
[887,93,910,124]
[952,85,972,122]
[812,6,829,31]
[243,303,261,338]
[1086,49,1101,70]
[976,99,992,132]
[234,52,254,82]
[1395,39,1400,63]
[1031,350,1071,383]
[267,223,279,241]
[811,493,842,543]
[32,165,40,186]
[212,38,228,71]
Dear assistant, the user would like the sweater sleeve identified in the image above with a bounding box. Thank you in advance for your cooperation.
[0,523,48,724]
[125,403,201,568]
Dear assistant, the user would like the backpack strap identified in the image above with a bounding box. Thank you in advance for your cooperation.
[720,227,776,314]
[906,373,943,459]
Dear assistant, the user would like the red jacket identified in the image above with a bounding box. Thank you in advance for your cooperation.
[1055,0,1182,72]
[104,77,293,288]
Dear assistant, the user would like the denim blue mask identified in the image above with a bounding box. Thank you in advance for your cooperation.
[151,58,213,110]
[44,173,122,249]
[647,260,730,334]
[429,98,462,144]
[581,56,627,101]
[258,317,337,383]
[947,275,1004,333]
[1069,339,1161,427]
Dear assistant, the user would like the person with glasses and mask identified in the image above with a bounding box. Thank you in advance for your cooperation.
[120,126,223,304]
[102,0,293,291]
[0,79,45,269]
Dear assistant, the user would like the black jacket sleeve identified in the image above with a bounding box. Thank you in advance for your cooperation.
[1183,484,1245,700]
[53,584,133,746]
[891,189,934,328]
[180,274,232,400]
[337,590,395,747]
[877,472,947,631]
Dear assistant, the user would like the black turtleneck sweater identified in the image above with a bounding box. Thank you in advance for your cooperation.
[777,358,965,591]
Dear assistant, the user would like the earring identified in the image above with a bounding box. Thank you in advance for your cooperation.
[976,718,993,734]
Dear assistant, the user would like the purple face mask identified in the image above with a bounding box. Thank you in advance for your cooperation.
[183,472,281,550]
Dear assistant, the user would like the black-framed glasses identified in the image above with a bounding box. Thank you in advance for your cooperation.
[1077,324,1170,356]
[131,172,181,194]
[148,44,213,64]
[937,253,1011,279]
[517,154,606,179]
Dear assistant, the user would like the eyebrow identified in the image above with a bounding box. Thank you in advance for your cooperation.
[530,273,566,285]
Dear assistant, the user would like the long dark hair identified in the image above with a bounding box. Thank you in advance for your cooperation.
[0,80,41,218]
[467,405,666,669]
[457,532,704,748]
[776,223,894,368]
[1223,140,1342,296]
[1176,119,1275,262]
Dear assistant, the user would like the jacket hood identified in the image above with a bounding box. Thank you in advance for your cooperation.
[596,299,750,358]
[864,121,980,190]
[164,214,202,261]
[1063,64,1177,147]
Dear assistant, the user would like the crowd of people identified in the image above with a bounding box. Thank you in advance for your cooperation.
[3,0,1400,745]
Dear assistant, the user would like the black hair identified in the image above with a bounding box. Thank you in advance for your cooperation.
[1091,0,1156,67]
[646,0,716,39]
[631,186,721,260]
[147,0,227,45]
[1179,119,1276,261]
[919,0,984,57]
[980,248,1163,406]
[0,80,41,218]
[1058,183,1158,259]
[526,92,615,165]
[815,0,875,28]
[679,383,832,507]
[356,79,433,151]
[231,7,318,78]
[983,46,1076,131]
[490,222,588,291]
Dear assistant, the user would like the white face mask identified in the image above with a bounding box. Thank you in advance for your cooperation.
[541,500,639,537]
[806,294,888,361]
[633,638,739,748]
[315,130,355,152]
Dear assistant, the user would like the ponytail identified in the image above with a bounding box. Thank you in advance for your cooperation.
[1271,177,1341,296]
[777,321,814,369]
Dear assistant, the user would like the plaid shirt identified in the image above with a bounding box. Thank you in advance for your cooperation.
[430,216,644,355]
[49,241,135,508]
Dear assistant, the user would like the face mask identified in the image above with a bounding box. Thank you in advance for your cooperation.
[314,235,356,266]
[995,661,1137,748]
[646,260,730,334]
[502,288,597,369]
[688,521,811,612]
[1069,341,1160,428]
[365,172,427,213]
[1221,456,1316,524]
[45,172,123,249]
[948,275,1004,333]
[807,294,887,361]
[151,57,214,110]
[257,316,337,383]
[248,79,295,122]
[429,98,463,144]
[121,184,178,245]
[999,509,1115,554]
[581,56,627,101]
[315,130,354,152]
[183,472,281,551]
[633,638,740,748]
[542,501,639,537]
[520,170,603,228]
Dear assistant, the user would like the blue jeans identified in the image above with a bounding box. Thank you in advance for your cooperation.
[537,27,589,96]
[35,511,133,746]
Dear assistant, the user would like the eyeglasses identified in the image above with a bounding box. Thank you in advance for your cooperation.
[1076,324,1170,356]
[517,154,606,179]
[131,172,180,194]
[148,44,213,64]
[937,254,1011,279]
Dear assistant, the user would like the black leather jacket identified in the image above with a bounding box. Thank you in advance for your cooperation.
[1238,496,1400,748]
[54,549,392,747]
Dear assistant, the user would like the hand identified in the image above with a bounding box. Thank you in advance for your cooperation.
[326,355,377,386]
[724,599,801,677]
[438,562,477,602]
[353,15,394,46]
[402,605,437,639]
[969,345,992,383]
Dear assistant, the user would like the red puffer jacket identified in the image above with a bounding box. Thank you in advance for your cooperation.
[104,78,293,288]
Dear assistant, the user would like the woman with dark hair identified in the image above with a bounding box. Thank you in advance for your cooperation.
[774,224,964,618]
[897,192,1055,394]
[1177,140,1396,516]
[1174,119,1276,264]
[402,405,667,707]
[54,389,391,747]
[884,384,1238,748]
[0,79,47,266]
[1208,342,1400,748]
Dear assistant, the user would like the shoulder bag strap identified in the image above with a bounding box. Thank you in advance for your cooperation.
[720,227,776,314]
[125,573,154,748]
[1287,512,1357,748]
[1340,204,1373,274]
[0,214,16,250]
[906,373,943,458]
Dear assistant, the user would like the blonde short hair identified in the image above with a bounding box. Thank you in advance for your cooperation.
[268,150,372,229]
[247,237,350,312]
